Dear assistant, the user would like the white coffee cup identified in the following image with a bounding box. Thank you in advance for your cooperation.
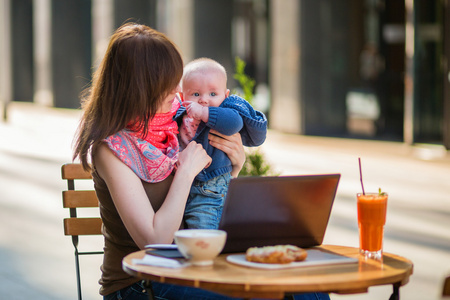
[174,229,227,266]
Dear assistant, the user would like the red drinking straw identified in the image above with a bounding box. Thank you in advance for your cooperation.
[358,157,366,195]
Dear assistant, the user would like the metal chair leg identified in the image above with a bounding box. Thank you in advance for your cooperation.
[75,248,82,300]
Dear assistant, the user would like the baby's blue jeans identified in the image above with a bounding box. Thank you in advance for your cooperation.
[184,173,231,229]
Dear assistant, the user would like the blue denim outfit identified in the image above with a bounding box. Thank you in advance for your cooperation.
[104,280,331,300]
[176,95,267,230]
[184,173,231,229]
[175,94,267,183]
[104,280,148,300]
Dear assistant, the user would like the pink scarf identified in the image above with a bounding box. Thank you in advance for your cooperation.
[104,100,180,183]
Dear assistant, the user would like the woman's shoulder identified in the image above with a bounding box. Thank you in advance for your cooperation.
[93,142,120,171]
[93,142,142,185]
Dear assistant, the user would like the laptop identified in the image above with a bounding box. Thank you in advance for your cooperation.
[218,174,341,253]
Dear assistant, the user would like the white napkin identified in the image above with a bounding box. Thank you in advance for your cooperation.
[133,255,189,269]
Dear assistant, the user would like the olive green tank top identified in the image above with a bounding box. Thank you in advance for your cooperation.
[92,168,174,296]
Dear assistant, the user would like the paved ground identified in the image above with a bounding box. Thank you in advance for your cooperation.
[1,102,449,300]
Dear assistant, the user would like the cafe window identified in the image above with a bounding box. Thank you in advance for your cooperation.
[413,1,444,144]
[232,0,270,114]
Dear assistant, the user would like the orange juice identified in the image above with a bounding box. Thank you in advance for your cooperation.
[357,193,388,257]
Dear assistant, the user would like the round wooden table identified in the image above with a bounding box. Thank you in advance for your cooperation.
[122,245,413,299]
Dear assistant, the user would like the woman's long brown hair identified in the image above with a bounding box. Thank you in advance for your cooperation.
[73,23,183,170]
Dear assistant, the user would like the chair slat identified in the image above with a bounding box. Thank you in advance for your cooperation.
[63,190,99,208]
[62,163,103,300]
[61,163,92,180]
[444,275,450,296]
[64,217,103,236]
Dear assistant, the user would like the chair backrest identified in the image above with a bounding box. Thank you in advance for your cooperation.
[62,163,103,300]
[62,163,102,236]
[444,275,450,297]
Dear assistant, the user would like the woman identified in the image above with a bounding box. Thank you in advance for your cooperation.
[74,23,328,300]
[73,22,247,299]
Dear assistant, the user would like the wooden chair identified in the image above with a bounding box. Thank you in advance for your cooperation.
[444,275,450,297]
[62,163,103,300]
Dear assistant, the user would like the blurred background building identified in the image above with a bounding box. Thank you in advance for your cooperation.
[1,0,449,149]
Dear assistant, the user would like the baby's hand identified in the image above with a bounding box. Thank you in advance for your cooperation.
[183,101,208,122]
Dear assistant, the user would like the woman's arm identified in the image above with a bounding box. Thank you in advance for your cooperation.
[94,142,211,249]
[208,129,245,177]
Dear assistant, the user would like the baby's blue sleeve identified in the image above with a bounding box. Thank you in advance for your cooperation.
[206,107,243,135]
[221,95,268,147]
[240,112,267,146]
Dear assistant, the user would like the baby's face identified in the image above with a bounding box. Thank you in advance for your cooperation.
[182,70,230,107]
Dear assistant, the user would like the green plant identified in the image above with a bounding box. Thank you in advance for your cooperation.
[233,57,256,104]
[239,148,274,176]
[233,57,278,177]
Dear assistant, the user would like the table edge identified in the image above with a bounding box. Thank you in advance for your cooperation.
[122,244,413,296]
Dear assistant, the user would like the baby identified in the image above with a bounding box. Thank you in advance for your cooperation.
[176,57,267,229]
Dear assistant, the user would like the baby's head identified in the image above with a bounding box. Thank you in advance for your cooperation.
[181,58,230,107]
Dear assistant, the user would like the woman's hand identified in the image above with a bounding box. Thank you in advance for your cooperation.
[208,130,245,177]
[176,141,212,179]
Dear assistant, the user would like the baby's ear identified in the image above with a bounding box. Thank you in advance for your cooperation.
[225,89,230,98]
[178,92,184,101]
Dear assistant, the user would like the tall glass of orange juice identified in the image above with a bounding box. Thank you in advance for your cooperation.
[357,192,388,260]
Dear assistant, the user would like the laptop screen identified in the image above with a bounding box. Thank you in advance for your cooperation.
[219,174,341,253]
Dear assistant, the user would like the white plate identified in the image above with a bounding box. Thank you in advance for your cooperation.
[226,249,358,270]
[145,244,178,250]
